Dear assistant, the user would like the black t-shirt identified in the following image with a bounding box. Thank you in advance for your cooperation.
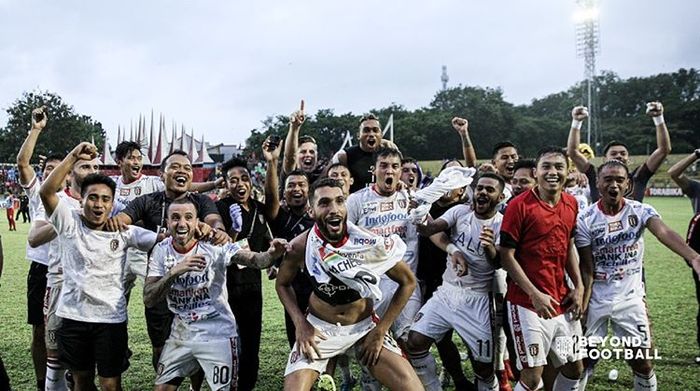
[270,207,314,241]
[345,145,374,194]
[417,201,464,284]
[585,163,653,203]
[122,191,220,233]
[216,197,272,286]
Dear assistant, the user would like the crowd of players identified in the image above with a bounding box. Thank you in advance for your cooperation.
[1,100,700,391]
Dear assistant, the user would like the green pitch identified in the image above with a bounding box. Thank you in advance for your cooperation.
[1,197,698,390]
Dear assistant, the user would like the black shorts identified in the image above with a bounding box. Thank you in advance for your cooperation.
[145,299,174,348]
[57,319,128,378]
[27,262,48,325]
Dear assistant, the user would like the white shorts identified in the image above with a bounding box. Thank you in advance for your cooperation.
[284,313,403,376]
[156,337,239,390]
[585,295,652,349]
[43,283,63,351]
[374,276,422,340]
[507,302,583,370]
[411,284,495,363]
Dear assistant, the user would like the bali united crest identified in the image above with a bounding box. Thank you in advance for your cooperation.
[109,239,119,251]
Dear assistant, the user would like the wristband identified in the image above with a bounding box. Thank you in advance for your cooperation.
[446,244,459,256]
[652,115,665,126]
[571,119,583,130]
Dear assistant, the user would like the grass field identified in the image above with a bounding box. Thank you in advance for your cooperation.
[1,197,699,390]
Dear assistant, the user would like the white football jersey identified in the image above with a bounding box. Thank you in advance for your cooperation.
[346,187,418,272]
[50,199,157,323]
[112,174,165,206]
[438,205,502,291]
[148,239,244,341]
[46,190,81,286]
[566,185,591,211]
[22,175,50,265]
[575,200,659,302]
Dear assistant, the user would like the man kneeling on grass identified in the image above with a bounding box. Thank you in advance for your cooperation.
[39,142,158,391]
[144,197,288,390]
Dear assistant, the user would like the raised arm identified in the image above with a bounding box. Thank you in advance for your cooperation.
[567,106,592,173]
[283,100,305,174]
[17,106,48,185]
[667,149,700,194]
[40,142,97,217]
[647,216,700,275]
[451,117,477,168]
[231,238,287,269]
[189,178,224,193]
[644,102,672,173]
[263,136,283,221]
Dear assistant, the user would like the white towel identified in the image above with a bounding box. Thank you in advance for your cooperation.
[410,166,476,223]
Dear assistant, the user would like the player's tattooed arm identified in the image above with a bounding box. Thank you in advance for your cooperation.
[451,117,477,168]
[231,238,288,269]
[416,215,448,237]
[667,149,700,194]
[17,106,48,186]
[143,254,207,307]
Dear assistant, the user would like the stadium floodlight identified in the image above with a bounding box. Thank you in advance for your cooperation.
[575,0,601,148]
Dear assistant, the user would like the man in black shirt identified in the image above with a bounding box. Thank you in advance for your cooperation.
[216,157,272,391]
[332,114,399,193]
[107,150,228,378]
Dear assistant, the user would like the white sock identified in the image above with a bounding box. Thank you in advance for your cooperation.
[475,374,498,391]
[514,379,544,391]
[408,351,442,391]
[45,357,66,391]
[495,327,507,371]
[553,372,580,391]
[634,370,657,391]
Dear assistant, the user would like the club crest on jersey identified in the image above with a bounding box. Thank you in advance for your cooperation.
[414,312,424,323]
[398,199,406,209]
[120,188,130,196]
[628,215,639,227]
[134,186,142,196]
[528,343,539,357]
[109,239,119,251]
[608,221,623,233]
[380,202,394,212]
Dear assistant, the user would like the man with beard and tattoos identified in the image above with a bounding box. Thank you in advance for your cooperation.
[407,173,506,391]
[567,103,671,202]
[262,136,315,346]
[215,157,272,391]
[107,149,228,388]
[332,114,399,193]
[276,178,422,391]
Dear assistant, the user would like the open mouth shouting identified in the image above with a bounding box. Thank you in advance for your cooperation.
[174,225,191,243]
[504,163,515,178]
[129,165,141,178]
[301,156,315,170]
[366,137,377,149]
[173,174,188,188]
[325,216,344,236]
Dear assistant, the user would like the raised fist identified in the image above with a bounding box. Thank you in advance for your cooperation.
[571,106,589,121]
[290,99,305,128]
[71,142,98,161]
[451,117,469,134]
[31,106,48,130]
[646,101,663,117]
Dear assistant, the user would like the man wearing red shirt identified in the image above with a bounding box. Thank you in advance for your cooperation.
[500,146,584,391]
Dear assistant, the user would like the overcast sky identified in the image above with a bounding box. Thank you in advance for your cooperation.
[1,0,698,146]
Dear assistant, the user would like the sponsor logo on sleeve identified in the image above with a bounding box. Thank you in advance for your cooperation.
[608,221,623,233]
[380,202,394,212]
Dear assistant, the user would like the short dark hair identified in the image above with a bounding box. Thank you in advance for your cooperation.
[491,141,517,158]
[285,170,310,185]
[373,147,402,165]
[160,150,190,172]
[221,157,249,178]
[299,135,317,145]
[401,157,418,166]
[440,159,464,172]
[602,141,629,155]
[167,197,200,215]
[477,172,506,192]
[45,154,65,164]
[359,113,380,124]
[513,159,536,173]
[598,159,630,177]
[115,141,142,162]
[80,173,116,198]
[535,146,568,167]
[309,177,344,202]
[326,162,350,175]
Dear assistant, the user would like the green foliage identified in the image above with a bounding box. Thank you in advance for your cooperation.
[245,68,700,160]
[0,91,105,162]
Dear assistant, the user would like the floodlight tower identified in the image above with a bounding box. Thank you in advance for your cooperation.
[575,0,600,148]
[441,65,449,91]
